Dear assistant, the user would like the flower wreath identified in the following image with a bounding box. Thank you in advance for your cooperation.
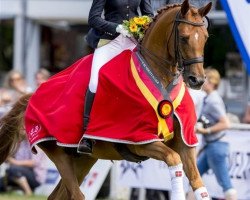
[122,15,152,41]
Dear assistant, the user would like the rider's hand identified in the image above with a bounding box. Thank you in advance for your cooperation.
[116,25,132,38]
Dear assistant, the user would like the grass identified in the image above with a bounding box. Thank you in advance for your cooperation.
[0,193,111,200]
[0,193,47,200]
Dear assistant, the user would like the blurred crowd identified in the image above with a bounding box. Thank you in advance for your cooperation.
[0,68,51,196]
[0,68,50,117]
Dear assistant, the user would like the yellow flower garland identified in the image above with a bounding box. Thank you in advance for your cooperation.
[122,15,152,40]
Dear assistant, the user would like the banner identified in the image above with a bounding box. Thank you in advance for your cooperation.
[202,129,250,199]
[220,0,250,74]
[116,130,250,199]
[115,159,191,191]
[80,160,112,200]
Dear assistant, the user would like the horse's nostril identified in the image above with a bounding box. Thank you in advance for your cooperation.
[187,75,205,89]
[188,76,197,84]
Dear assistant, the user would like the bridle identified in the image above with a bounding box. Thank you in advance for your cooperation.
[136,9,207,77]
[174,10,205,72]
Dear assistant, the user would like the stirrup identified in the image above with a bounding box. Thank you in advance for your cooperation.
[77,138,93,154]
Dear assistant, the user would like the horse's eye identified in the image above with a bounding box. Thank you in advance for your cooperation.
[180,36,189,43]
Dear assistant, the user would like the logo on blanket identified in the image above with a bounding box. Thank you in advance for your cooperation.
[28,124,41,141]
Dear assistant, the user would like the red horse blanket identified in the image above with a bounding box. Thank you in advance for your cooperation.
[25,50,198,153]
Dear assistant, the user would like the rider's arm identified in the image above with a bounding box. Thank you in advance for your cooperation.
[88,0,119,36]
[140,0,154,17]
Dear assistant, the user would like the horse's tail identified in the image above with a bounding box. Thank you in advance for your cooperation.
[0,93,32,164]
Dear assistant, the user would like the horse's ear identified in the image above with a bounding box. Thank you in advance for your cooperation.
[198,2,212,17]
[181,0,190,17]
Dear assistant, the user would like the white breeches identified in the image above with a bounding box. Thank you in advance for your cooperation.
[88,34,136,93]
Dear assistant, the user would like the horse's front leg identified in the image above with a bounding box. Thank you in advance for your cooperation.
[170,121,210,200]
[129,141,186,200]
[176,145,209,200]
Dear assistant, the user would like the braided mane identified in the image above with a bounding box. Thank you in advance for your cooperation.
[153,3,182,21]
[143,4,182,41]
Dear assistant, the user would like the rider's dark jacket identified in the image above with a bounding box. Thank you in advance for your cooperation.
[85,0,154,48]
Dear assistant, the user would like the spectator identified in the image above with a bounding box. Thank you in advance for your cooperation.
[3,70,32,101]
[196,67,237,200]
[242,102,250,123]
[34,68,51,88]
[0,87,13,117]
[0,131,47,196]
[188,88,206,119]
[188,88,206,154]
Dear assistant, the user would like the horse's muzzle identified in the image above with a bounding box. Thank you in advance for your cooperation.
[187,75,205,89]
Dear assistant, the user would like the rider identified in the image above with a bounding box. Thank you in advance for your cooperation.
[78,0,154,154]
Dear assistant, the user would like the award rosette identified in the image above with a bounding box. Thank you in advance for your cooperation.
[157,100,173,118]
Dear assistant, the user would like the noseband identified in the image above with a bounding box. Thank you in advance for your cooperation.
[138,9,206,76]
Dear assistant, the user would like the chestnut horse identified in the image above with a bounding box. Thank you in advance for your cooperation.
[0,0,212,199]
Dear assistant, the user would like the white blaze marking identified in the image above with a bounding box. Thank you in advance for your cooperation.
[195,32,199,40]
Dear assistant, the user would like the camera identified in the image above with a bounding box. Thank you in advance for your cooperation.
[198,115,211,128]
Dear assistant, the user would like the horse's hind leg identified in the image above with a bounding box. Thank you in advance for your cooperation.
[47,154,97,200]
[47,180,67,200]
[38,142,85,200]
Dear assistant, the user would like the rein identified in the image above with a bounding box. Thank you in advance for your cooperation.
[136,9,205,77]
[136,42,178,77]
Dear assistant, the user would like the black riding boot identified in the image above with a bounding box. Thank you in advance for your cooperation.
[77,89,95,154]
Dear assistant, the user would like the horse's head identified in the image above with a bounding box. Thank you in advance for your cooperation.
[141,0,212,90]
[177,0,212,89]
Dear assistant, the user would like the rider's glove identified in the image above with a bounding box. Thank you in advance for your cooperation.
[116,24,132,38]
